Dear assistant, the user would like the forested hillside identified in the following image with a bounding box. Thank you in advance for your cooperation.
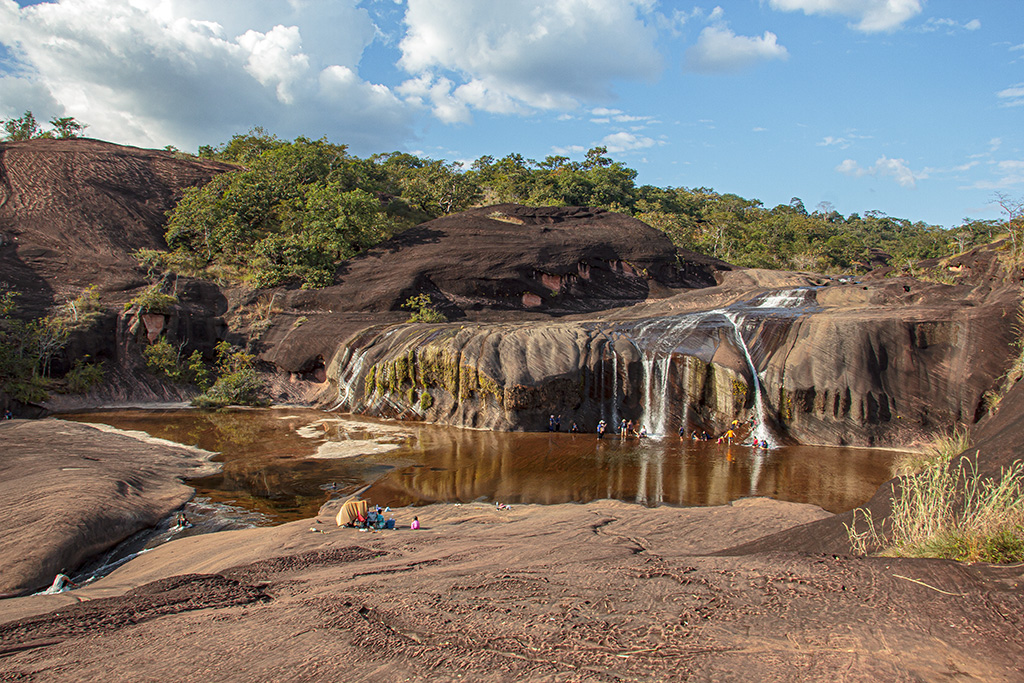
[153,129,1004,289]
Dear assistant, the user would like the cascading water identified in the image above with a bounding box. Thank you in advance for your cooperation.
[330,346,369,412]
[724,311,773,447]
[626,287,814,444]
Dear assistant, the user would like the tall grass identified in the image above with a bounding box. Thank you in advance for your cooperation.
[895,427,972,476]
[887,457,1024,563]
[846,429,1024,563]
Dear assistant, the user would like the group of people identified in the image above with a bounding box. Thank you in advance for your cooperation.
[550,415,581,433]
[564,415,769,448]
[353,505,398,530]
[595,418,648,439]
[682,421,771,449]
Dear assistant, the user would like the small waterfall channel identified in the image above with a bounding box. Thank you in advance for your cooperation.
[611,288,816,445]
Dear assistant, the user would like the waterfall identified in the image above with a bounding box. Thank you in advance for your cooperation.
[627,287,814,444]
[633,315,702,436]
[329,346,369,412]
[723,312,773,446]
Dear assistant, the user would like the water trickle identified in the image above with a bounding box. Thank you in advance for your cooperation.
[752,288,812,310]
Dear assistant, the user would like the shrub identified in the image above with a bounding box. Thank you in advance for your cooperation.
[144,338,187,383]
[402,294,446,323]
[129,284,178,314]
[191,341,267,408]
[63,358,105,393]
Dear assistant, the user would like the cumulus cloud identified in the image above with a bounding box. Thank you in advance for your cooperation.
[836,155,921,187]
[0,0,413,152]
[684,26,788,74]
[397,0,662,121]
[768,0,923,33]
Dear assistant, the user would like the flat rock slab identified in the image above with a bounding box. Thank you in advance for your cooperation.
[2,497,1022,681]
[0,419,216,597]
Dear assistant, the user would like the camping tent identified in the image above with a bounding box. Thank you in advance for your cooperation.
[336,498,368,526]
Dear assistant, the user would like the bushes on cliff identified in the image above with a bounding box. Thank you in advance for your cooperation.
[191,341,267,409]
[143,337,265,408]
[0,287,105,402]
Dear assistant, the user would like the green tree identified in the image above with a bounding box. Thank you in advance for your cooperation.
[402,294,446,323]
[49,116,86,139]
[2,111,41,140]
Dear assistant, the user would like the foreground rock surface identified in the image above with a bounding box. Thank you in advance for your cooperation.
[2,410,1023,681]
[0,419,215,597]
[1,498,1021,682]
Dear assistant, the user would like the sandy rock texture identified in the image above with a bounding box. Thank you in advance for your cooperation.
[1,498,1021,681]
[0,419,216,597]
[0,138,231,311]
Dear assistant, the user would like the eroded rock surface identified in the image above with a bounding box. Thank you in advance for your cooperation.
[319,266,1019,446]
[0,419,216,597]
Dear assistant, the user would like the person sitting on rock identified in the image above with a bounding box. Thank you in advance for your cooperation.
[411,516,420,530]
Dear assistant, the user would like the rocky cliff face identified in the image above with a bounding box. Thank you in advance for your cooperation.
[318,267,1019,447]
[258,203,729,376]
[0,139,240,413]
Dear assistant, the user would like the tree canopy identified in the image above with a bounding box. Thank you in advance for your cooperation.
[154,129,1008,289]
[1,111,87,140]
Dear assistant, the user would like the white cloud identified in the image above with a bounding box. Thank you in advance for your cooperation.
[237,25,309,104]
[0,0,413,152]
[997,83,1024,108]
[551,144,587,156]
[684,26,789,74]
[963,159,1024,191]
[397,0,662,121]
[920,17,983,34]
[768,0,922,33]
[819,136,851,148]
[600,131,659,153]
[836,155,921,187]
[589,107,654,126]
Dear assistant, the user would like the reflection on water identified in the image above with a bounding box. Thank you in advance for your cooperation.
[66,408,900,524]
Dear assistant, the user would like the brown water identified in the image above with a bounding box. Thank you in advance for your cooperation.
[67,407,901,524]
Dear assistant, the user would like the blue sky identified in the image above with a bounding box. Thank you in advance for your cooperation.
[1,1,1021,229]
